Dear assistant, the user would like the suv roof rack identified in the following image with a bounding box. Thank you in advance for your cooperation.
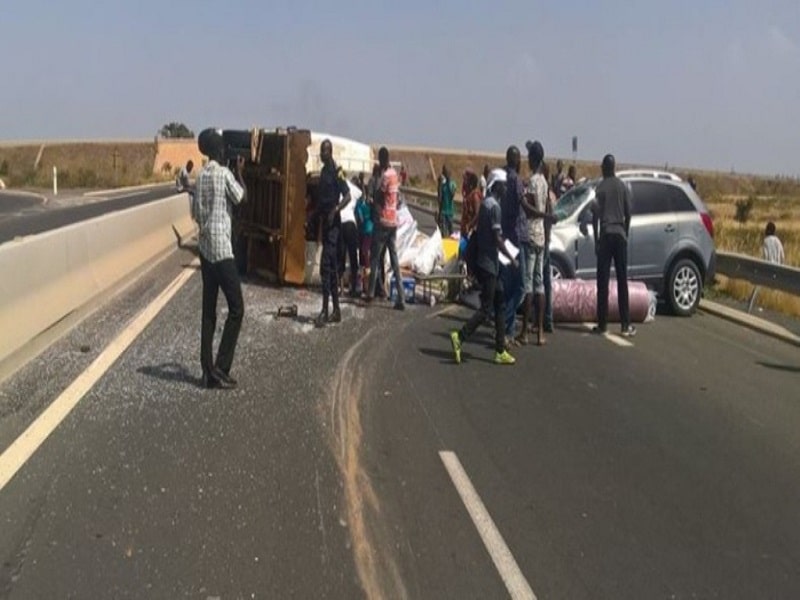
[618,170,683,182]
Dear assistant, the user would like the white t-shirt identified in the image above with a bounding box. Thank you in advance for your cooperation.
[763,235,785,264]
[339,181,360,225]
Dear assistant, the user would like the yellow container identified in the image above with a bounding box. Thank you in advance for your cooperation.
[442,238,460,264]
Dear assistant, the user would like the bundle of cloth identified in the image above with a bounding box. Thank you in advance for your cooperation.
[552,279,652,323]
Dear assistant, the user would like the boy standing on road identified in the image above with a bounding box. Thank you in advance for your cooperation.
[520,141,553,346]
[193,129,247,389]
[450,169,518,366]
[592,154,636,337]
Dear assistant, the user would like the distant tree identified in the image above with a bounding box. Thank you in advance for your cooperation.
[160,122,195,139]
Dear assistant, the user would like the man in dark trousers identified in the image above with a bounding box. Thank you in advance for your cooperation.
[450,169,518,366]
[500,145,528,344]
[592,154,636,337]
[366,147,405,310]
[192,129,247,389]
[311,138,351,327]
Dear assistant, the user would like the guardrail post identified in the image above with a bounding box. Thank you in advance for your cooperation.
[53,166,57,196]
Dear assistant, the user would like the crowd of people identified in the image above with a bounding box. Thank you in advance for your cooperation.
[186,131,655,386]
[450,141,629,365]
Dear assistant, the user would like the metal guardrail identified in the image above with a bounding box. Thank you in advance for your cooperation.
[400,186,463,220]
[715,252,800,295]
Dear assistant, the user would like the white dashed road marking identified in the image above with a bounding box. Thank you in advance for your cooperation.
[439,451,537,600]
[582,323,634,347]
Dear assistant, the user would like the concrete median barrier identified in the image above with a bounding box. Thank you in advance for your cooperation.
[0,194,195,371]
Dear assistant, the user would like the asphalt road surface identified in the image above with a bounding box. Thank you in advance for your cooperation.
[0,191,44,215]
[0,207,798,598]
[0,185,176,244]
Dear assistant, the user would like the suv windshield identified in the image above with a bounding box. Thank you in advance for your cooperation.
[554,183,594,221]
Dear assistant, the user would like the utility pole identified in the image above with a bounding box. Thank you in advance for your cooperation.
[113,147,120,185]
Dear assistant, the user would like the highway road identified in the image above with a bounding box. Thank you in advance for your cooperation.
[0,206,798,598]
[0,185,176,243]
[0,191,44,215]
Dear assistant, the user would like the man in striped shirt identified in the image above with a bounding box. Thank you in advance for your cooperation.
[192,129,247,389]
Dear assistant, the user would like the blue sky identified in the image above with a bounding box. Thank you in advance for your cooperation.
[2,0,799,176]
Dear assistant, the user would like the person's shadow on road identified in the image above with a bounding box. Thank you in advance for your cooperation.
[137,362,204,388]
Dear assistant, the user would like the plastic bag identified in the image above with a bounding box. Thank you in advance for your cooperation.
[413,227,444,275]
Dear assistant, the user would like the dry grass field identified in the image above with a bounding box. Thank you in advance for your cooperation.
[0,141,166,189]
[707,197,800,316]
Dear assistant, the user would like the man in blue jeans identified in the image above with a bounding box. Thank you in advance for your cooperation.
[500,146,528,345]
[192,129,247,389]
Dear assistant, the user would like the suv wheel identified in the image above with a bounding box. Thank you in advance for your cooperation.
[668,259,702,316]
[549,255,569,280]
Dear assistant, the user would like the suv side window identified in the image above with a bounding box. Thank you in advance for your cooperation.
[630,181,669,215]
[666,186,696,213]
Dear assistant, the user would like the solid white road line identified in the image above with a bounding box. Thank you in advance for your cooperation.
[582,323,634,347]
[0,261,198,492]
[439,451,537,600]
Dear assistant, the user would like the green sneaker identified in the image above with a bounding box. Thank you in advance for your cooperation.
[494,350,516,365]
[450,331,462,364]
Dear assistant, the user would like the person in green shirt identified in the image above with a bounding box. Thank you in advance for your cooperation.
[438,165,456,236]
[355,189,374,296]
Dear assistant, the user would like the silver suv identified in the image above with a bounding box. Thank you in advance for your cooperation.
[549,170,716,316]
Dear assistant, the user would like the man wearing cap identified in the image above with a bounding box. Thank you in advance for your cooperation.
[311,138,352,327]
[192,129,247,389]
[591,153,636,337]
[450,169,518,366]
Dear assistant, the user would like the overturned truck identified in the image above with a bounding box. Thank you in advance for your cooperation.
[220,128,373,285]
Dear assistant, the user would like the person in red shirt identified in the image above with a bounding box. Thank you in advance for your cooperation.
[460,168,481,237]
[399,163,408,187]
[366,147,405,310]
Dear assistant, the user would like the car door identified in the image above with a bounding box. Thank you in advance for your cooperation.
[574,203,597,279]
[627,181,678,281]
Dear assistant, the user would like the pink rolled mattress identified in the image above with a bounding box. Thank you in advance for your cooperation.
[552,279,650,323]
